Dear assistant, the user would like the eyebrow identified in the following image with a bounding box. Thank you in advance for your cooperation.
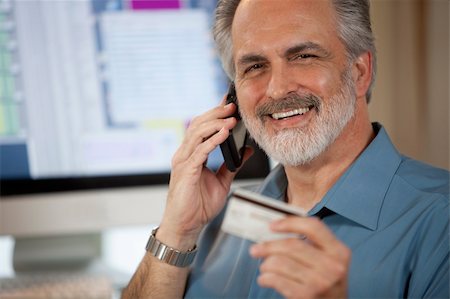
[236,54,267,70]
[284,42,331,58]
[236,41,331,70]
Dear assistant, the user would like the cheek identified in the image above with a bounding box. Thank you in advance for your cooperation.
[236,83,265,117]
[296,67,341,97]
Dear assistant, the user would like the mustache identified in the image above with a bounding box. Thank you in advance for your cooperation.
[255,92,322,119]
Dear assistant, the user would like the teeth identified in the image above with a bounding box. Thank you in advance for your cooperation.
[271,107,310,120]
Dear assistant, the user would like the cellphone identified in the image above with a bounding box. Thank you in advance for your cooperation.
[220,83,248,172]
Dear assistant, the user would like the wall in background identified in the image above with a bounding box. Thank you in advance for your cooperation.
[370,0,449,169]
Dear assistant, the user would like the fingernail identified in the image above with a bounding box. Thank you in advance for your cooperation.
[249,244,261,256]
[270,219,282,230]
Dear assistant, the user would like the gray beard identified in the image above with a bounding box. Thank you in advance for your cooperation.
[241,67,357,166]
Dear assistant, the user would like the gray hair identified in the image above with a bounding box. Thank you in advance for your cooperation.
[212,0,377,102]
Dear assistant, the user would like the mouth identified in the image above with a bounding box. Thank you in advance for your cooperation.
[270,106,313,120]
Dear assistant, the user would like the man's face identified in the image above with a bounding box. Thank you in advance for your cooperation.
[231,0,358,166]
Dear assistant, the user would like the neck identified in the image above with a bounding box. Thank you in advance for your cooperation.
[284,99,375,211]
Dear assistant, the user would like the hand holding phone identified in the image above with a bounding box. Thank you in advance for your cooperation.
[220,83,248,172]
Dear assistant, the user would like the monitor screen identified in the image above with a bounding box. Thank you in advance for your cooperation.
[0,0,270,195]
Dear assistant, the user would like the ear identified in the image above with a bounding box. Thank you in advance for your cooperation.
[351,51,372,99]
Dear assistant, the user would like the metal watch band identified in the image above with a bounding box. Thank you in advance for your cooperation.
[145,227,197,268]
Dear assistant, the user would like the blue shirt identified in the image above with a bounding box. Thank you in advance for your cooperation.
[185,124,449,298]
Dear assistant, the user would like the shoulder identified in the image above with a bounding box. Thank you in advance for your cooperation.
[395,156,449,198]
[380,155,449,229]
[382,156,449,235]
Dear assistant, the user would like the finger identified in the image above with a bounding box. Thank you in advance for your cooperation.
[259,255,310,285]
[219,93,228,106]
[216,146,254,187]
[174,103,237,165]
[257,272,311,299]
[250,237,317,268]
[270,216,349,259]
[189,101,236,130]
[250,233,349,277]
[188,127,230,169]
[259,253,346,294]
[175,117,237,164]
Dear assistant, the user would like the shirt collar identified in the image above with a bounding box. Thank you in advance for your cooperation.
[258,123,402,231]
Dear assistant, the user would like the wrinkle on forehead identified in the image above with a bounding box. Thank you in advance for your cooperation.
[231,0,338,58]
[232,0,335,32]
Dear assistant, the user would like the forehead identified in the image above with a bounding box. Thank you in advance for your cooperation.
[231,0,340,57]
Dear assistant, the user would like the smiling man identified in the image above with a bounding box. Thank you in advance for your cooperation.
[122,1,449,298]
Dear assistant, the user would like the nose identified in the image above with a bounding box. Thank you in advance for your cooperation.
[266,63,297,100]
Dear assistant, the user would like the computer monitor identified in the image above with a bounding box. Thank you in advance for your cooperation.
[0,0,270,276]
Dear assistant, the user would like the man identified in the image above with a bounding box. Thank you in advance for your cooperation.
[122,0,449,298]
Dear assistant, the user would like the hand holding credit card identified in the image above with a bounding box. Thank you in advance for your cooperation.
[221,188,307,243]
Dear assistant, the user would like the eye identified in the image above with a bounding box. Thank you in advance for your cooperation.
[244,63,264,74]
[291,53,317,61]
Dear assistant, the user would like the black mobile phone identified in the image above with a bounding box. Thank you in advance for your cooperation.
[220,83,248,172]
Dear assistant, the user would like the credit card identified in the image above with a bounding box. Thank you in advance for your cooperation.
[221,188,307,243]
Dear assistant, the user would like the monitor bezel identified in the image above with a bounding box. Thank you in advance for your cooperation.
[0,143,271,196]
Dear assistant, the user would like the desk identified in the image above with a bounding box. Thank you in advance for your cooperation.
[0,225,156,297]
[0,179,264,295]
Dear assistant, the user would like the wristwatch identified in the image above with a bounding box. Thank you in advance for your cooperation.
[145,227,197,267]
